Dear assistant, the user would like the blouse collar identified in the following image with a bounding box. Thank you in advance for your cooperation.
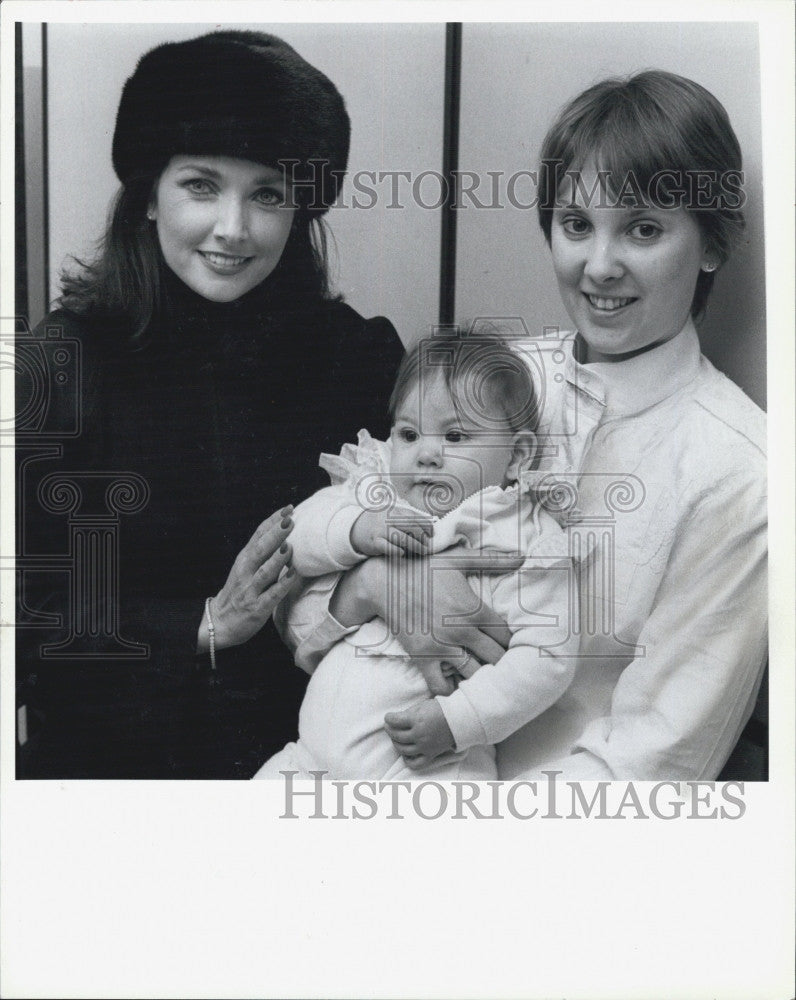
[564,319,702,418]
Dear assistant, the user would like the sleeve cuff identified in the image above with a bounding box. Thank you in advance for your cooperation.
[436,688,489,753]
[327,505,366,568]
[294,609,359,674]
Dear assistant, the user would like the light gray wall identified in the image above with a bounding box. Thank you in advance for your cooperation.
[45,22,446,347]
[21,24,45,327]
[455,22,766,408]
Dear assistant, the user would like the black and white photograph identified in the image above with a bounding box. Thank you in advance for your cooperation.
[1,3,793,999]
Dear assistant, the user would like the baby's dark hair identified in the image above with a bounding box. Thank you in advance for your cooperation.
[388,328,537,434]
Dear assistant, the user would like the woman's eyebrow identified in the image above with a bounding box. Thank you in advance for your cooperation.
[625,205,664,215]
[173,164,287,188]
[174,164,222,178]
[257,173,288,186]
[250,173,289,190]
[556,202,662,218]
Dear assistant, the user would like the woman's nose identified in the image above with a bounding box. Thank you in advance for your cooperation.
[213,196,249,243]
[583,236,624,283]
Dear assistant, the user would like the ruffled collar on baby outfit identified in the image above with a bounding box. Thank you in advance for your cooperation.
[319,429,574,563]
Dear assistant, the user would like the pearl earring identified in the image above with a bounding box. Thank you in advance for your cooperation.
[146,209,155,221]
[701,261,717,273]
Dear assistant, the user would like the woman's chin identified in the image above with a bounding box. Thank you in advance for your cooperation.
[171,256,277,303]
[182,274,262,304]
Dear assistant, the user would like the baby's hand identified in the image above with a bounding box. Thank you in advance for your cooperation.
[350,507,433,558]
[384,699,455,770]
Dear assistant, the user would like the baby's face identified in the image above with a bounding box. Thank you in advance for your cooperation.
[389,375,518,515]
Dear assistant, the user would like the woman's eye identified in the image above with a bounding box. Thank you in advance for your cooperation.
[184,179,214,195]
[445,430,467,443]
[561,216,591,237]
[628,222,661,240]
[255,188,282,206]
[398,428,418,443]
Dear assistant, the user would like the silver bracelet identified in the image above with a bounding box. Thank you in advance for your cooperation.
[205,597,217,671]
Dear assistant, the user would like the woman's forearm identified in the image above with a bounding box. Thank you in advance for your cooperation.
[328,558,382,627]
[332,555,510,664]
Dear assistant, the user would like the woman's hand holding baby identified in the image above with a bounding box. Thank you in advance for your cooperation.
[384,700,455,769]
[330,554,511,684]
[350,507,433,558]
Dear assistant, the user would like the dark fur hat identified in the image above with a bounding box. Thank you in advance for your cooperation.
[112,30,350,215]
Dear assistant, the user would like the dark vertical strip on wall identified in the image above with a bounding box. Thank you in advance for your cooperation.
[438,22,461,326]
[41,23,50,312]
[15,23,28,320]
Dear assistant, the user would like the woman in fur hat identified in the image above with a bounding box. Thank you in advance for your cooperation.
[16,31,403,778]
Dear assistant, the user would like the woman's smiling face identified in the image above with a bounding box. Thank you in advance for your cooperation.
[150,155,295,302]
[550,163,708,362]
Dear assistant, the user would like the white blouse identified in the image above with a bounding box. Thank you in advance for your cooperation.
[498,320,767,780]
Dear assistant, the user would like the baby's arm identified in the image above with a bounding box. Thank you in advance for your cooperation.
[349,508,433,559]
[275,485,434,674]
[384,554,577,763]
[435,558,578,751]
[290,485,433,577]
[288,484,367,578]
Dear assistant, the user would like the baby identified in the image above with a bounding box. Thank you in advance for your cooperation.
[256,332,579,780]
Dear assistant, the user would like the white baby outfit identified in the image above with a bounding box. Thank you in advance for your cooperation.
[256,432,578,780]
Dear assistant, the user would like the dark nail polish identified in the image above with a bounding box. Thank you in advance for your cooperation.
[279,542,288,554]
[281,517,292,530]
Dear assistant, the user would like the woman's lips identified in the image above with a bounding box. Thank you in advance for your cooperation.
[198,250,253,273]
[583,292,637,312]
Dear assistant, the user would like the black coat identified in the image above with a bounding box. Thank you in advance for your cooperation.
[16,285,403,777]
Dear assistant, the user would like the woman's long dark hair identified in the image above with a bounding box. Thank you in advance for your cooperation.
[58,169,337,345]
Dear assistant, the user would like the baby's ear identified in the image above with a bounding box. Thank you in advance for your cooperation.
[506,431,537,482]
